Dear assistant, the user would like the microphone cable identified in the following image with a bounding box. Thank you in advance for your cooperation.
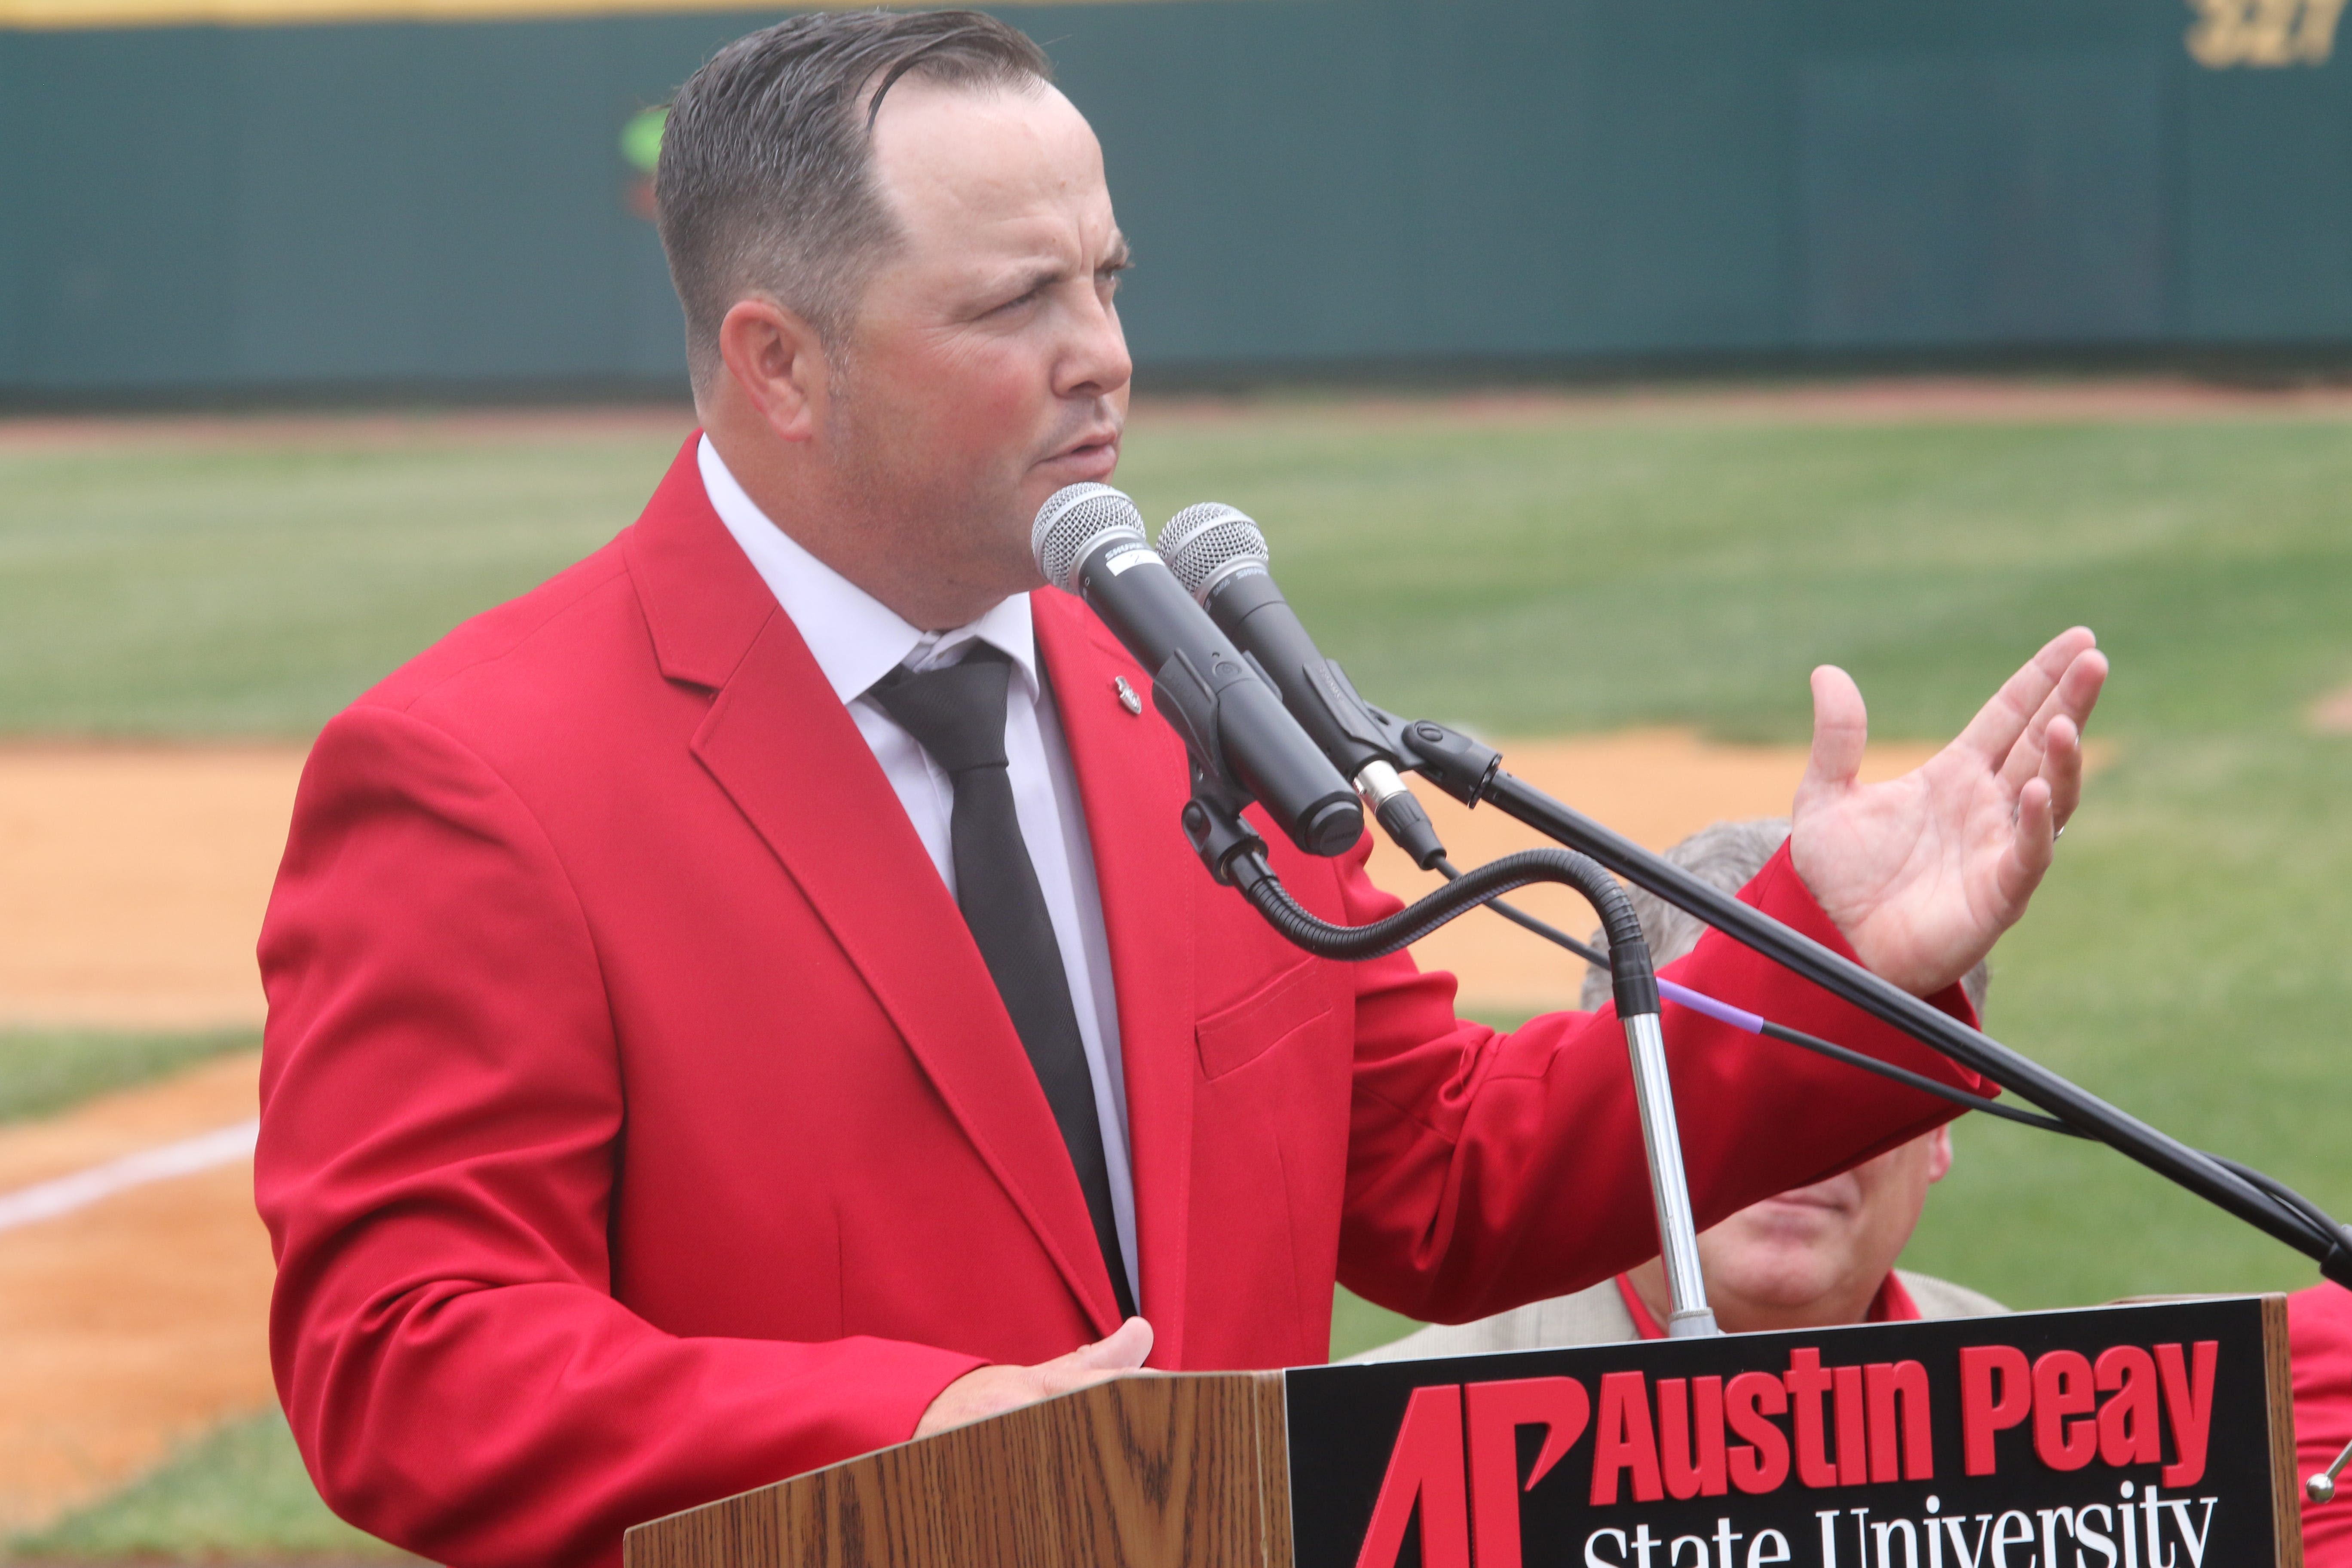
[1431,859,2083,1139]
[1435,861,2352,1267]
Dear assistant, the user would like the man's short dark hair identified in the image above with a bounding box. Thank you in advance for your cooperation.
[656,9,1053,385]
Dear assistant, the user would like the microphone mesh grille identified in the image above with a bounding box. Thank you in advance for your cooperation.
[1032,483,1147,593]
[1156,503,1269,602]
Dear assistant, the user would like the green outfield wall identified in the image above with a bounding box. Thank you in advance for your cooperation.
[4,0,2351,399]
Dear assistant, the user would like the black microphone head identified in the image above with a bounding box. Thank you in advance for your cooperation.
[1156,503,1270,605]
[1033,483,1148,594]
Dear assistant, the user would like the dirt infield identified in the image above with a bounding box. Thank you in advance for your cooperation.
[0,748,301,1029]
[0,1055,274,1535]
[0,732,1953,1032]
[2312,683,2352,734]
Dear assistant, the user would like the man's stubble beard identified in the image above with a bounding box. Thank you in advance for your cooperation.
[823,355,1043,621]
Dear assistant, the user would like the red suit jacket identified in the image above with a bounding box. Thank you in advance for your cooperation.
[255,439,1980,1568]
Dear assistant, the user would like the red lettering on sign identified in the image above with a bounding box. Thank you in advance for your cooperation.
[1465,1377,1588,1568]
[1784,1348,1838,1488]
[1658,1376,1728,1499]
[2095,1344,2161,1466]
[1725,1371,1790,1494]
[2156,1341,2217,1488]
[1960,1344,2030,1476]
[1833,1365,1868,1485]
[1865,1360,1933,1482]
[2032,1351,2098,1470]
[1590,1371,1665,1505]
[1354,1385,1470,1568]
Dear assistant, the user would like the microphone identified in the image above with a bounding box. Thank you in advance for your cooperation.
[1155,504,1446,869]
[1031,484,1363,859]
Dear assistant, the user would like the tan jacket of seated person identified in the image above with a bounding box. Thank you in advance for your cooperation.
[1356,820,2005,1364]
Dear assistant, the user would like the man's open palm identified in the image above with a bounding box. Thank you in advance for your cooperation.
[1790,628,2108,998]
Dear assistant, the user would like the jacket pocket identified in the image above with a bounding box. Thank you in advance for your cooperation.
[1194,959,1331,1082]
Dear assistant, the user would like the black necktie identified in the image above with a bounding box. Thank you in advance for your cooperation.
[868,644,1136,1320]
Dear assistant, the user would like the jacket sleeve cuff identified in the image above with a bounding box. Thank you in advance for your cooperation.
[1747,841,1983,1028]
[1692,840,1989,1096]
[854,1339,993,1448]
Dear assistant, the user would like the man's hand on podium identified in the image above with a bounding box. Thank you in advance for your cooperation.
[1791,626,2108,998]
[914,1317,1155,1438]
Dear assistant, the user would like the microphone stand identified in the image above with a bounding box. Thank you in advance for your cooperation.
[1124,516,2347,1474]
[1622,1003,1719,1336]
[1149,634,2350,1343]
[1394,715,2352,1288]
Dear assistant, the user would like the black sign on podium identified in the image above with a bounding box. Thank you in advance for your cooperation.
[1286,1296,2297,1568]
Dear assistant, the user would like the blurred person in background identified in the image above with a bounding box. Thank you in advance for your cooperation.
[1359,818,2003,1361]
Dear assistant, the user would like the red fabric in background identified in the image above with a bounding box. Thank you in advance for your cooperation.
[256,436,1988,1568]
[2295,1284,2352,1564]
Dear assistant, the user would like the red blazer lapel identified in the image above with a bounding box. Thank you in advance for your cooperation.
[623,440,1129,1336]
[1035,589,1198,1366]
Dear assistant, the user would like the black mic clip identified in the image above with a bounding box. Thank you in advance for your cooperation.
[1396,716,1503,808]
[1148,644,1257,798]
[1179,764,1269,888]
[1283,659,1456,870]
[1148,643,1363,861]
[1151,645,1300,884]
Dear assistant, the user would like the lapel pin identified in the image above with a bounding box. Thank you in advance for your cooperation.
[1113,676,1143,716]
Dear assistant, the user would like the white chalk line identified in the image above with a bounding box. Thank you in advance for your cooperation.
[0,1119,259,1235]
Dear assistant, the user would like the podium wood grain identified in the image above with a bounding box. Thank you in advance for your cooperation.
[625,1371,1292,1568]
[2264,1293,2307,1568]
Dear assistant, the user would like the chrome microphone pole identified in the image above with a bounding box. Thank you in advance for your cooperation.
[1620,1006,1720,1336]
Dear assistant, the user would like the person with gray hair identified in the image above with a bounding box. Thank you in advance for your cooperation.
[1359,818,2002,1362]
[1573,818,1990,1019]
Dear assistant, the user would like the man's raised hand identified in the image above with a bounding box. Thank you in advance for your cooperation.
[913,1317,1154,1439]
[1789,628,2108,998]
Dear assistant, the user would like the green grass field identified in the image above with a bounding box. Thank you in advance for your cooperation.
[7,1411,405,1562]
[0,1029,257,1127]
[5,392,2350,1546]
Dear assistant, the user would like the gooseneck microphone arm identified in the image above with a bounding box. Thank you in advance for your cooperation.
[1149,503,1722,1330]
[1207,830,1720,1335]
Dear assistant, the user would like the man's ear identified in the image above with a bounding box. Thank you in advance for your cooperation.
[716,296,832,444]
[1923,1124,1954,1185]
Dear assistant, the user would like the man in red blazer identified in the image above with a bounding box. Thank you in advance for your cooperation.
[254,13,2107,1567]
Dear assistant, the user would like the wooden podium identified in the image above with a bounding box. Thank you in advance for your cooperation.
[625,1372,1288,1568]
[625,1295,2300,1568]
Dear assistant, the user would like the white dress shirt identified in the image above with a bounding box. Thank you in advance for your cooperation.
[698,436,1139,1307]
